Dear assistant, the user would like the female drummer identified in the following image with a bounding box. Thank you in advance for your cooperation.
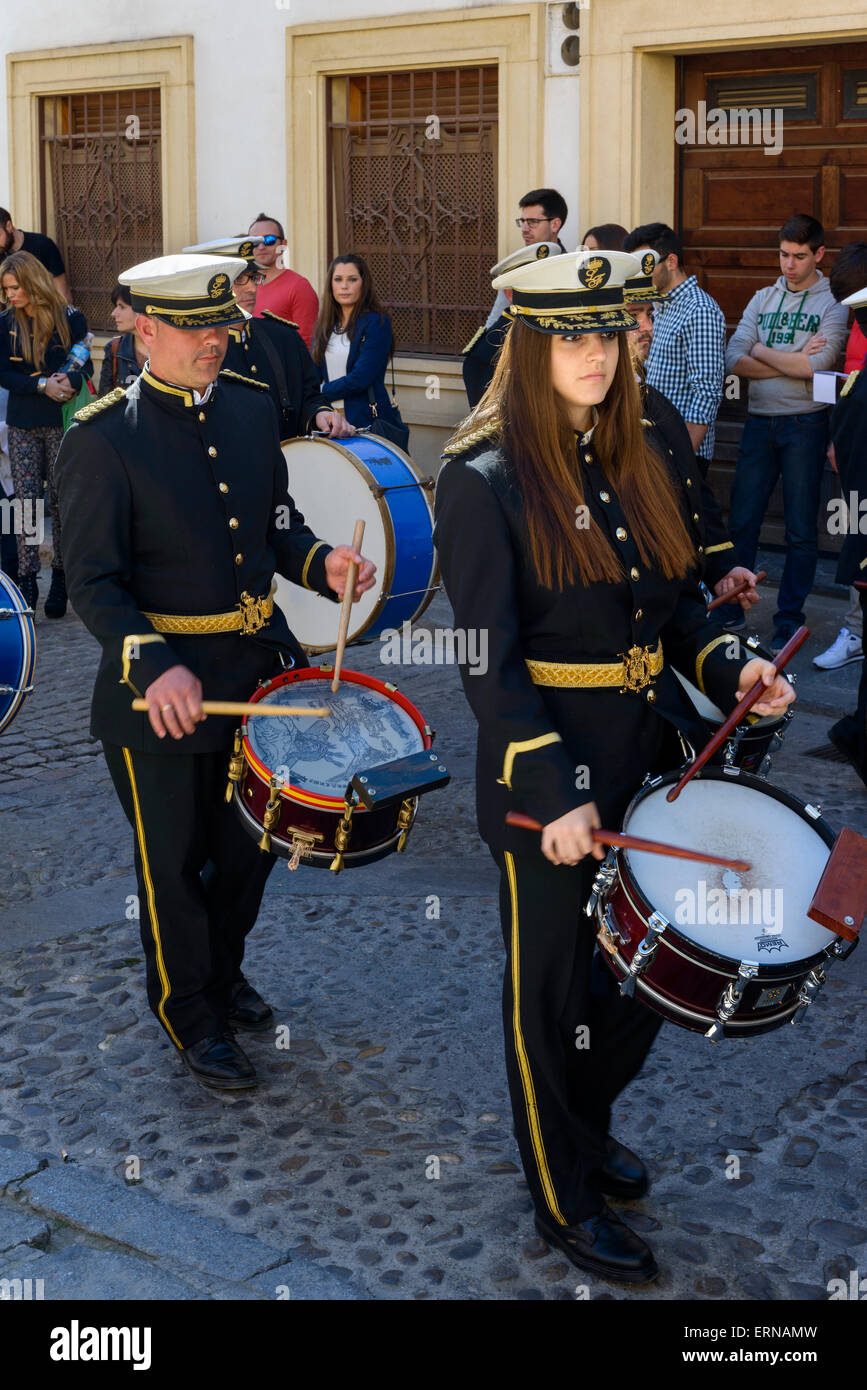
[433,249,795,1285]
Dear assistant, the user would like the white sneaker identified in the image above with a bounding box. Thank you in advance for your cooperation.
[813,627,863,670]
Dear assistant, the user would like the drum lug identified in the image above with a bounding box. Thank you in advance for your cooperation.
[704,959,758,1041]
[258,776,282,854]
[620,911,668,997]
[676,733,696,767]
[596,904,626,957]
[804,804,822,819]
[584,851,617,918]
[790,965,827,1025]
[395,797,416,852]
[224,727,245,803]
[329,797,357,874]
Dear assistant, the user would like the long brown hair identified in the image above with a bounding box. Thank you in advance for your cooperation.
[311,254,391,367]
[0,250,71,368]
[447,321,696,590]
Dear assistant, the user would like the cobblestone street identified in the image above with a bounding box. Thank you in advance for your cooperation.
[1,569,865,1301]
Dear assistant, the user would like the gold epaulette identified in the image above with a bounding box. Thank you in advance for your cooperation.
[840,370,860,398]
[461,325,485,355]
[262,309,300,330]
[73,386,126,423]
[219,368,270,391]
[441,420,502,457]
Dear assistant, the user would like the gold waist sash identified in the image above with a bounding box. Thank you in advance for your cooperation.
[526,641,663,694]
[142,590,274,637]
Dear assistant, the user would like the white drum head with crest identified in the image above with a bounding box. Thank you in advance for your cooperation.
[622,778,832,965]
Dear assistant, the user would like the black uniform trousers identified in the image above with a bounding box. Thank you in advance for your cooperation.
[103,741,276,1049]
[493,848,663,1227]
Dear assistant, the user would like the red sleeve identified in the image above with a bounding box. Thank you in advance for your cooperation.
[287,276,319,351]
[845,322,867,375]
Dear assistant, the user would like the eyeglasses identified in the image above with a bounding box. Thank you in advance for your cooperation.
[235,272,265,287]
[258,235,281,246]
[515,217,552,228]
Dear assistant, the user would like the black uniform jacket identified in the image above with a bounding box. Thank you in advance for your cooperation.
[434,415,753,856]
[54,365,338,755]
[641,383,739,588]
[830,366,867,587]
[224,310,329,441]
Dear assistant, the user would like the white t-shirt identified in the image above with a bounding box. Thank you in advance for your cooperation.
[324,330,351,411]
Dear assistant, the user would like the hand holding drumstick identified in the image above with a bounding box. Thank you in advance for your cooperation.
[328,520,375,692]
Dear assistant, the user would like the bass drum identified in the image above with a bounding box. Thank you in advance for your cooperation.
[274,434,438,654]
[0,570,36,736]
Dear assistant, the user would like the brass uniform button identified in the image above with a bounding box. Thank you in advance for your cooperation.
[686,477,693,488]
[698,545,704,555]
[646,689,656,702]
[630,567,639,581]
[198,411,206,422]
[219,483,229,494]
[616,526,627,541]
[208,446,217,458]
[229,517,239,530]
[584,452,593,463]
[693,512,700,522]
[635,608,643,620]
[251,364,258,373]
[599,491,610,503]
[235,553,243,565]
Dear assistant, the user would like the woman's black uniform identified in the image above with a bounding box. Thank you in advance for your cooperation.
[433,409,753,1229]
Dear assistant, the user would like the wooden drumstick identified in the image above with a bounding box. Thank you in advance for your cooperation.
[666,625,808,802]
[132,699,330,718]
[505,813,751,872]
[707,570,766,611]
[332,518,365,694]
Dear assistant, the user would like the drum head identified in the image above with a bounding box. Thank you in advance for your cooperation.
[622,776,832,965]
[273,438,390,650]
[246,675,424,798]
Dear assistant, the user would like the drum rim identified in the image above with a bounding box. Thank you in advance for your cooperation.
[615,765,836,973]
[240,664,432,809]
[0,570,36,735]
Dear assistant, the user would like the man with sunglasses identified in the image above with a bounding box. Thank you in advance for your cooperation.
[248,215,319,351]
[183,238,352,442]
[462,188,569,407]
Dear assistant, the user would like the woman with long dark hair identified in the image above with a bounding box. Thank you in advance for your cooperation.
[311,254,403,435]
[0,250,91,616]
[97,282,147,394]
[433,250,794,1284]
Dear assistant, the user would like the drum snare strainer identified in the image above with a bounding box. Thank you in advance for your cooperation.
[587,767,856,1040]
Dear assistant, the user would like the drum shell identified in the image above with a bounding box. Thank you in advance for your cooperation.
[0,571,36,736]
[594,768,837,1037]
[234,757,413,867]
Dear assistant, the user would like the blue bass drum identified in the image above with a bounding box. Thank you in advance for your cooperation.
[274,433,438,653]
[0,570,36,735]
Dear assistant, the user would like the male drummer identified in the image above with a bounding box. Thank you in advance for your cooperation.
[55,254,375,1091]
[182,236,352,443]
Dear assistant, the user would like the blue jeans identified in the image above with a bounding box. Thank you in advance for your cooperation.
[727,409,829,629]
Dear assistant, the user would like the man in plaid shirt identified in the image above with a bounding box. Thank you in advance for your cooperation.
[624,223,726,470]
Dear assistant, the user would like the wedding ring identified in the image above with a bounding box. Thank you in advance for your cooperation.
[160,703,173,713]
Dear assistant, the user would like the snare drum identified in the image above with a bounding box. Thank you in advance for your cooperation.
[0,570,36,736]
[274,434,437,653]
[230,666,433,869]
[588,766,855,1040]
[672,636,793,776]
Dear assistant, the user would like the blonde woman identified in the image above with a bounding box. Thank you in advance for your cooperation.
[0,250,91,615]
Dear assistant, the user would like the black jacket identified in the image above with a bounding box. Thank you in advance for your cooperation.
[433,413,752,855]
[831,365,867,587]
[0,306,91,428]
[224,311,329,441]
[97,333,144,395]
[642,383,739,587]
[55,365,338,754]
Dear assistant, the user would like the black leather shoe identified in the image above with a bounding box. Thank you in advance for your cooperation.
[181,1033,258,1090]
[227,980,274,1033]
[535,1206,658,1284]
[596,1136,649,1199]
[43,567,67,619]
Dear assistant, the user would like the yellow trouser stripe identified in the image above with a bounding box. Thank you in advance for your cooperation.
[121,747,183,1050]
[504,851,567,1226]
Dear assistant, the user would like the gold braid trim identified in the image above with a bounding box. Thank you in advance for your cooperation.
[120,633,168,695]
[695,634,737,696]
[74,386,126,423]
[442,419,503,457]
[705,541,734,555]
[301,540,330,590]
[219,368,270,391]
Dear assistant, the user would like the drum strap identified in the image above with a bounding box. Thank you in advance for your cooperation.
[256,325,291,415]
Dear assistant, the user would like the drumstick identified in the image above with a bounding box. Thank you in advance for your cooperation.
[132,699,330,718]
[706,570,766,611]
[332,519,365,694]
[505,813,751,872]
[666,624,808,803]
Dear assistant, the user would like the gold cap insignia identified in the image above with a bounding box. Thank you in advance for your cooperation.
[641,252,656,276]
[239,241,254,259]
[578,256,611,291]
[536,244,550,259]
[208,272,229,299]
